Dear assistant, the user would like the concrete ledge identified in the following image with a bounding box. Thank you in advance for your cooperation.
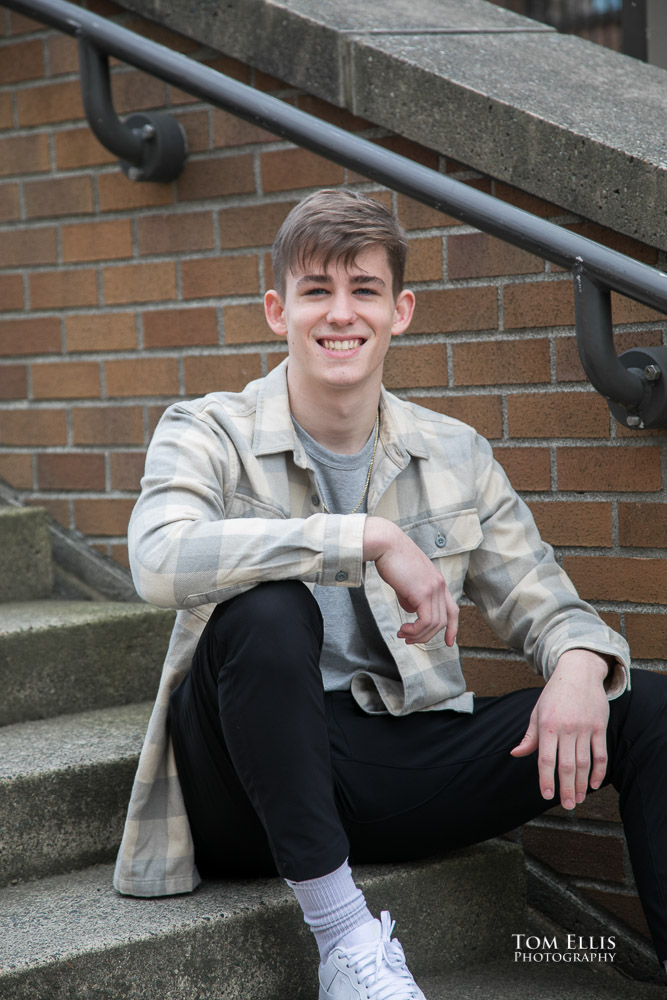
[0,842,525,998]
[116,0,667,249]
[0,508,52,603]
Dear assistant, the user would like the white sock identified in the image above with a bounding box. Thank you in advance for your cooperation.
[286,858,375,962]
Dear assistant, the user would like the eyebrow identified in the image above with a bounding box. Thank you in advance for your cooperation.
[295,273,386,288]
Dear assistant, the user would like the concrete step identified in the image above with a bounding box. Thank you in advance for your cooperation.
[419,961,665,999]
[0,701,152,886]
[0,599,174,724]
[0,506,52,603]
[0,841,526,999]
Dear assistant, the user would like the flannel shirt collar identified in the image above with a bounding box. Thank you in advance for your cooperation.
[251,359,429,469]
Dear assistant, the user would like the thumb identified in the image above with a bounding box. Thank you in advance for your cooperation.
[510,722,538,758]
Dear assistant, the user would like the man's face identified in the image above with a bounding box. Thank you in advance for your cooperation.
[264,246,414,395]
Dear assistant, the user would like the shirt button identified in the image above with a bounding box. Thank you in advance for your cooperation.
[335,571,348,582]
[311,495,320,506]
[435,533,446,548]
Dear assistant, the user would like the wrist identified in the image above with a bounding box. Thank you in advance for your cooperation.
[557,648,611,684]
[362,516,398,562]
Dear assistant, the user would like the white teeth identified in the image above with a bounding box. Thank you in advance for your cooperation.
[321,339,362,351]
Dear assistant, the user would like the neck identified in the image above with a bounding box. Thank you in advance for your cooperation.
[287,369,381,454]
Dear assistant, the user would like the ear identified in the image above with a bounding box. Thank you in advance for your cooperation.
[264,289,288,338]
[391,289,415,336]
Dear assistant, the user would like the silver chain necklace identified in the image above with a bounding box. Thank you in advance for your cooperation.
[319,412,380,515]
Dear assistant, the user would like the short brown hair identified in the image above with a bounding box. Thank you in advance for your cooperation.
[271,189,408,299]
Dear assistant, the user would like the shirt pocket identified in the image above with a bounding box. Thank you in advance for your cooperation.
[397,507,483,649]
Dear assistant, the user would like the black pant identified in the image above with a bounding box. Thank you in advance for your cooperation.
[169,581,667,962]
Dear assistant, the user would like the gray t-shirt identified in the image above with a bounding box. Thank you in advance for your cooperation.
[293,419,399,692]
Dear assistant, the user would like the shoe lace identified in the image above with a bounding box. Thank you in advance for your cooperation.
[345,911,420,1000]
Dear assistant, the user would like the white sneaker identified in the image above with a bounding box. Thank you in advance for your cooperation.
[318,911,426,1000]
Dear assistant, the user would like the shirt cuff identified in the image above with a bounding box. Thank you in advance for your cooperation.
[319,512,367,587]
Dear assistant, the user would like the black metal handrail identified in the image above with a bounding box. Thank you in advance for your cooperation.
[3,0,667,427]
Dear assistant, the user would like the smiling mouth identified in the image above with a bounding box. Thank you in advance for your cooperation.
[319,338,363,351]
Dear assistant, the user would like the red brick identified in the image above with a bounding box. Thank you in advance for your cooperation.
[458,605,508,650]
[0,133,50,177]
[0,93,13,131]
[397,194,462,230]
[66,312,137,352]
[522,825,625,882]
[54,127,116,169]
[224,303,271,345]
[557,446,662,492]
[109,451,146,490]
[611,291,665,324]
[261,148,345,193]
[137,211,215,255]
[0,274,25,311]
[181,255,260,299]
[555,330,663,384]
[504,281,574,329]
[110,543,130,568]
[618,502,667,547]
[98,173,173,212]
[0,453,33,488]
[0,38,44,84]
[493,181,564,218]
[219,202,296,249]
[212,109,278,148]
[253,69,290,91]
[371,135,439,171]
[0,317,61,355]
[461,655,544,696]
[62,219,133,262]
[574,784,621,823]
[383,344,448,389]
[494,447,551,491]
[581,887,650,940]
[625,615,667,659]
[267,351,288,372]
[74,497,136,535]
[562,555,667,605]
[453,338,549,386]
[0,408,67,444]
[405,237,443,283]
[17,80,84,126]
[171,110,210,153]
[507,391,609,439]
[26,173,95,221]
[103,262,177,305]
[37,452,106,490]
[143,308,218,349]
[184,352,262,394]
[72,405,144,445]
[30,269,98,309]
[32,360,100,399]
[448,233,543,280]
[0,227,58,268]
[26,496,71,528]
[0,182,20,221]
[110,68,168,114]
[527,501,612,547]
[8,12,42,33]
[565,221,658,266]
[105,357,179,397]
[412,288,498,335]
[176,154,255,201]
[408,395,503,440]
[200,55,249,83]
[47,33,78,75]
[0,364,27,399]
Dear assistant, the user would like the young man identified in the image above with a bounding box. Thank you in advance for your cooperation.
[115,189,667,998]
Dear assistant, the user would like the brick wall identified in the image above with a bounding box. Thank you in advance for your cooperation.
[2,0,666,955]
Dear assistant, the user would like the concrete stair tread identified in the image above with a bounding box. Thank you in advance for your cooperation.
[420,961,665,998]
[0,700,152,780]
[0,843,526,998]
[0,598,167,634]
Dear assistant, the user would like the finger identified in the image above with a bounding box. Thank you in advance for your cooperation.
[574,738,592,804]
[589,727,608,791]
[556,732,577,811]
[443,586,459,647]
[510,719,538,757]
[537,729,559,802]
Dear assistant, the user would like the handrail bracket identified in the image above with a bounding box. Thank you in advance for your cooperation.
[77,36,187,182]
[573,259,667,429]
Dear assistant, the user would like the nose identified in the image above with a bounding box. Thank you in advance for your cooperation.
[326,290,356,326]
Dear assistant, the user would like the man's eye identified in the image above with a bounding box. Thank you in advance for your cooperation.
[354,287,376,295]
[303,287,328,296]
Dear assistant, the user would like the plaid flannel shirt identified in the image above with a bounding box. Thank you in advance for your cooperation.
[113,359,630,897]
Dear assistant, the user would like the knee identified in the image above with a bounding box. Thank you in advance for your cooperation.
[210,581,323,652]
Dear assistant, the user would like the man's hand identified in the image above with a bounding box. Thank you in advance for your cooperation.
[510,649,611,810]
[363,516,458,646]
